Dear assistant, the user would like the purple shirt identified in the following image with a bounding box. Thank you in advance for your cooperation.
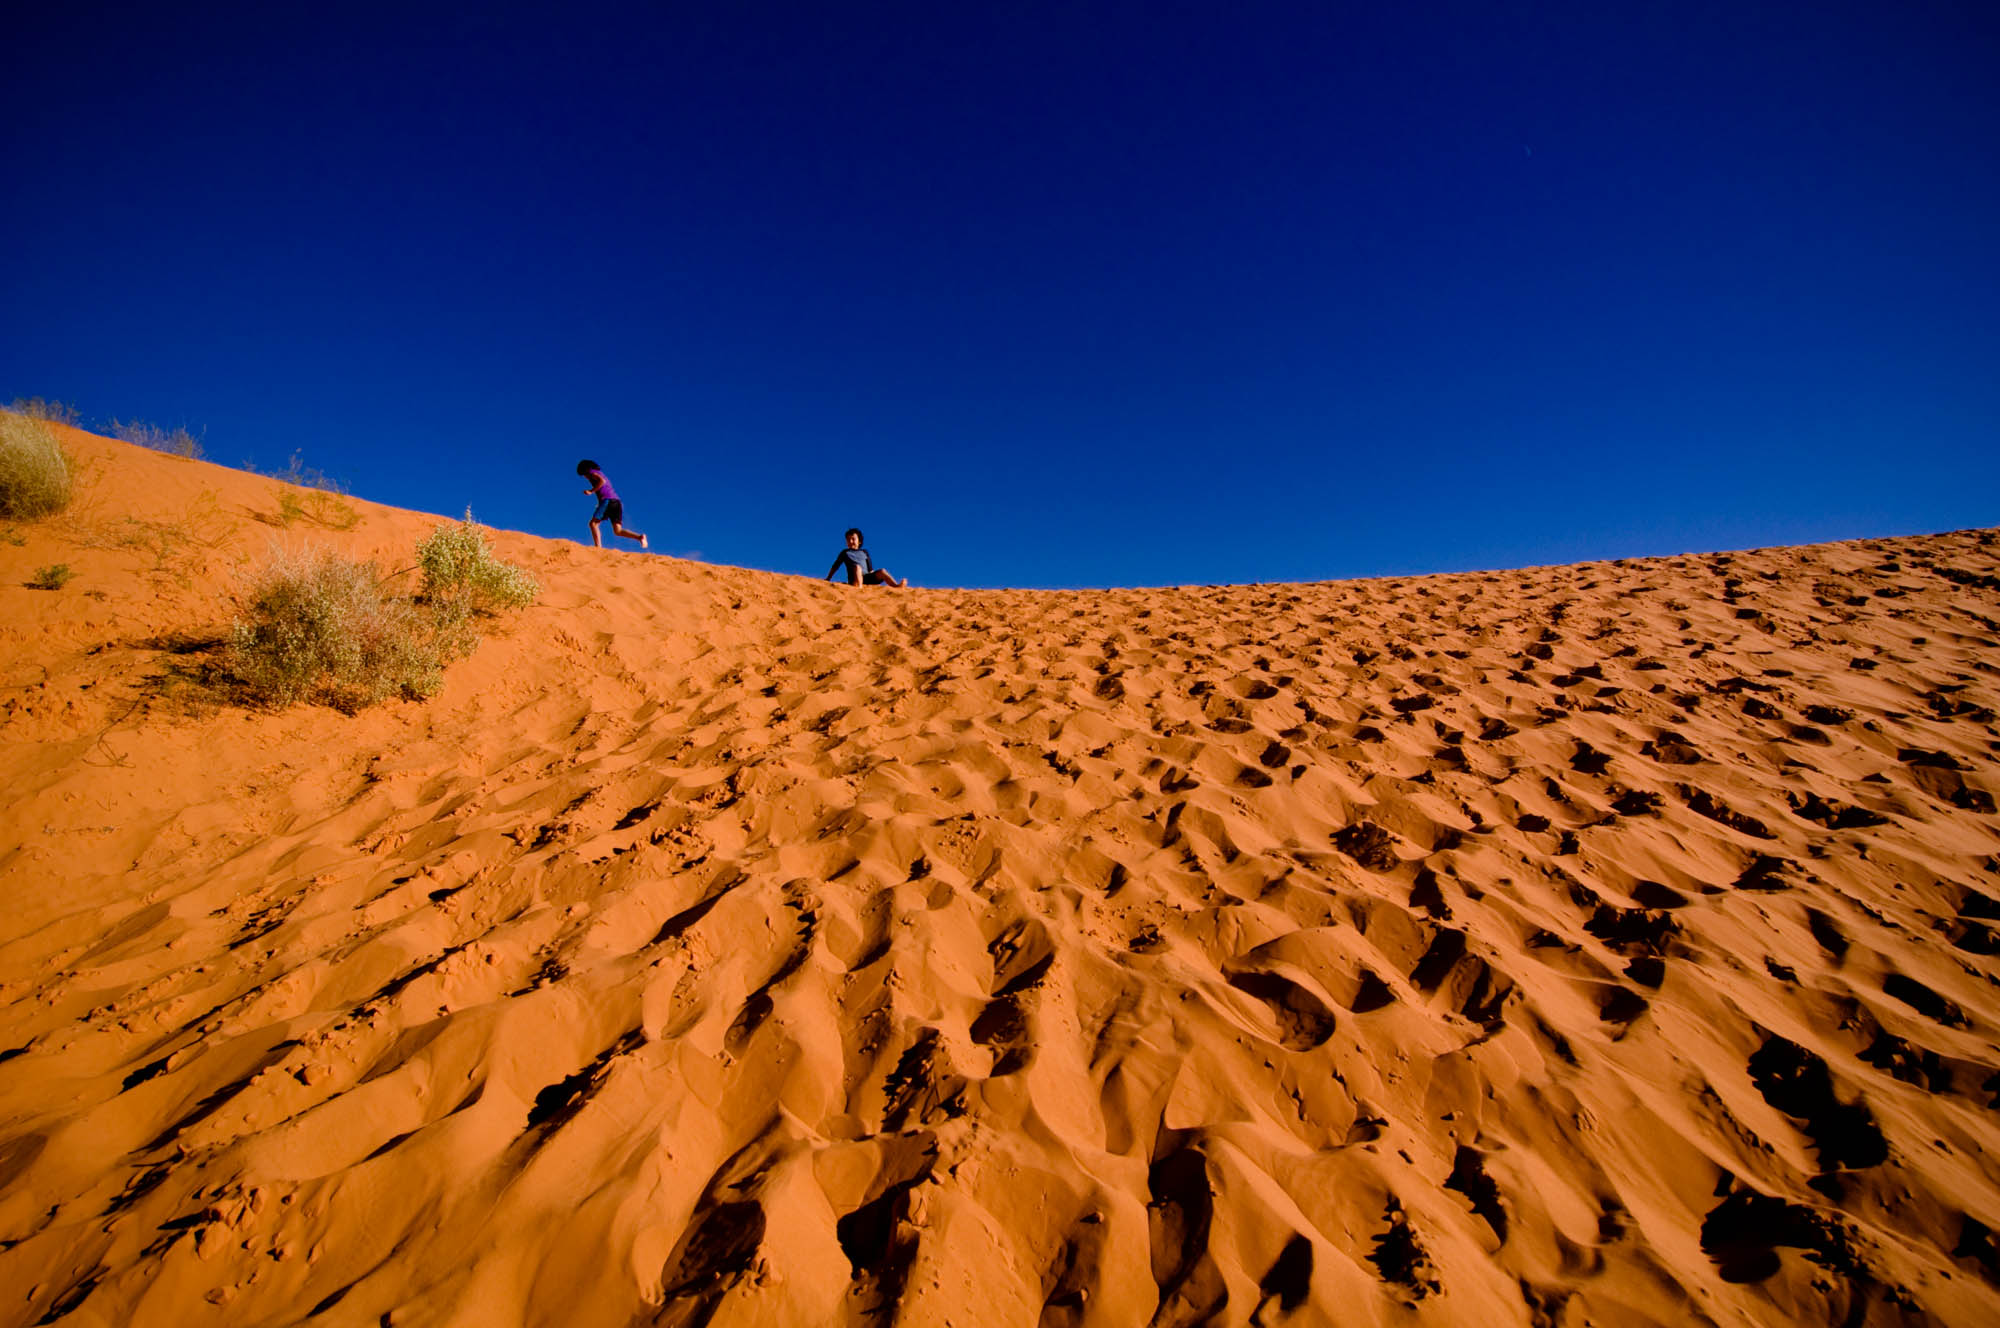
[587,469,619,501]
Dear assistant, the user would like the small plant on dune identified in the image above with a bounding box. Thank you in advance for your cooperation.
[276,485,360,531]
[229,544,445,709]
[111,418,205,460]
[250,449,345,493]
[417,510,539,639]
[0,411,75,519]
[7,397,80,426]
[27,563,72,590]
[229,516,535,711]
[238,450,359,529]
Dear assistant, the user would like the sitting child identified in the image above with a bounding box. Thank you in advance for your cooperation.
[826,527,906,587]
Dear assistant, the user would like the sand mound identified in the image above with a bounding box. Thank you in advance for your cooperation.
[3,426,1998,1326]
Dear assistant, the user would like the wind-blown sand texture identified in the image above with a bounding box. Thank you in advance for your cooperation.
[3,427,1998,1327]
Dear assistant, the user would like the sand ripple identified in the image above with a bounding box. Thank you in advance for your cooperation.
[2,431,1998,1324]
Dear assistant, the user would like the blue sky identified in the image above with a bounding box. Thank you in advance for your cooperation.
[5,1,1995,588]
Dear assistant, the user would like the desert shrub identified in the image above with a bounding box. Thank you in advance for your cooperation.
[229,544,444,709]
[277,486,360,530]
[414,514,539,664]
[28,563,72,590]
[230,518,535,710]
[244,449,345,493]
[112,419,205,459]
[0,411,75,519]
[418,511,539,614]
[276,451,341,492]
[7,397,79,425]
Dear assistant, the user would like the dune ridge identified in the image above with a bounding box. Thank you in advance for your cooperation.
[2,427,1998,1326]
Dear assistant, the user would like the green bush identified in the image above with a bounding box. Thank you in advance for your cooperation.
[28,563,72,590]
[111,419,205,459]
[0,411,75,519]
[229,517,536,710]
[229,544,444,709]
[419,511,539,613]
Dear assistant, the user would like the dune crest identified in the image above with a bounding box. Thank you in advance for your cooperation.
[3,428,1998,1325]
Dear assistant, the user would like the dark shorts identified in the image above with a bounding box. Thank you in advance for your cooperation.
[591,498,624,524]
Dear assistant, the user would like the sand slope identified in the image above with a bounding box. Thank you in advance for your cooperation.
[2,426,1998,1326]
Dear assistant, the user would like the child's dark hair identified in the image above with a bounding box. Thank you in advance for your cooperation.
[575,459,600,476]
[845,527,864,543]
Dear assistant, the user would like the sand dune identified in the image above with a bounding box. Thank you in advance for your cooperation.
[3,426,1998,1326]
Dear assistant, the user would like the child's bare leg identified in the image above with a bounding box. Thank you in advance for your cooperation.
[589,521,604,548]
[614,523,648,549]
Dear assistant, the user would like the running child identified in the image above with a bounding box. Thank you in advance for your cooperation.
[576,459,648,549]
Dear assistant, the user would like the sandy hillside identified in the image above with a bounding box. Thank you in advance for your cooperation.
[2,425,1998,1327]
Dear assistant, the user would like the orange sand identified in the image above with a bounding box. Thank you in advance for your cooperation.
[2,425,1998,1326]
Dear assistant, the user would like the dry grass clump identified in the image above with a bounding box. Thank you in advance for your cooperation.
[277,487,361,530]
[0,411,75,520]
[27,563,72,590]
[230,517,536,710]
[112,419,205,460]
[240,451,361,529]
[253,449,344,493]
[229,545,444,709]
[7,397,79,425]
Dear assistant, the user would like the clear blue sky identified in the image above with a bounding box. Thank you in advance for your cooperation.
[5,1,1995,588]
